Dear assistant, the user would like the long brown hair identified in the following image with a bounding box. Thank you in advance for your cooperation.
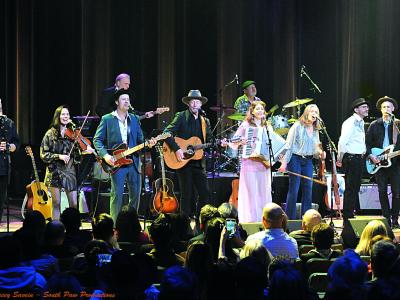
[298,104,321,130]
[245,100,268,127]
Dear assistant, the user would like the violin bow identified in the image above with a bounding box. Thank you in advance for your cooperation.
[284,170,327,186]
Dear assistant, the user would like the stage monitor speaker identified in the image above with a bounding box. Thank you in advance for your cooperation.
[341,217,394,249]
[240,222,264,236]
[359,184,392,210]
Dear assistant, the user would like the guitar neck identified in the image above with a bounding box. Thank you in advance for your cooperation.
[122,142,147,157]
[388,150,400,159]
[30,156,41,183]
[193,143,212,150]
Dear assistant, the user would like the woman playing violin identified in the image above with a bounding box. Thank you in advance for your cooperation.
[40,105,94,220]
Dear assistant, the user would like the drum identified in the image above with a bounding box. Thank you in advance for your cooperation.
[224,131,238,158]
[271,115,289,135]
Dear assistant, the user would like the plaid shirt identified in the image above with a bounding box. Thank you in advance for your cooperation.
[234,94,261,114]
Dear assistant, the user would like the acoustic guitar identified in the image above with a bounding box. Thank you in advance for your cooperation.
[102,132,171,174]
[163,136,240,170]
[137,107,170,120]
[153,144,179,213]
[25,146,53,220]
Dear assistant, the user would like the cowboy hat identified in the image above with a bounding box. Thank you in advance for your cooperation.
[376,96,398,111]
[182,90,208,105]
[351,98,369,110]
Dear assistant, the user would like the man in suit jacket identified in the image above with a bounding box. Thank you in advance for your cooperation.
[93,89,155,222]
[164,90,212,219]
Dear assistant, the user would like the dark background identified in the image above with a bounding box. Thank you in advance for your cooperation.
[2,0,400,195]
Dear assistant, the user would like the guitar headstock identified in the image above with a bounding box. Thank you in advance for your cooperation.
[155,107,170,115]
[154,132,172,142]
[25,146,33,158]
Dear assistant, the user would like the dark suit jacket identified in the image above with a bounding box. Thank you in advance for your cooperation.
[164,110,212,152]
[366,117,400,164]
[93,112,144,173]
[0,116,20,175]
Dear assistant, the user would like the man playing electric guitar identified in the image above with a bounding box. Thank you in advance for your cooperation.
[93,89,156,222]
[163,90,212,220]
[366,96,400,228]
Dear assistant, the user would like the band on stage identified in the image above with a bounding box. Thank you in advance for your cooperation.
[1,74,400,230]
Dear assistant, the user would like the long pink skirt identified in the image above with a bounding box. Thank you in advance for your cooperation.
[238,158,272,223]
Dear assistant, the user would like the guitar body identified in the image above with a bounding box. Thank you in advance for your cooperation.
[101,143,134,174]
[366,145,396,174]
[229,178,239,208]
[153,178,179,213]
[163,136,205,170]
[26,181,53,220]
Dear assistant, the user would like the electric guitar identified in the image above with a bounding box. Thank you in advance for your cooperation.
[101,132,171,174]
[25,146,53,220]
[162,136,241,170]
[366,144,400,174]
[153,144,179,213]
[137,107,170,120]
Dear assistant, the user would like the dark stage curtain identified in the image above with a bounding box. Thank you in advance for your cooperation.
[2,0,400,146]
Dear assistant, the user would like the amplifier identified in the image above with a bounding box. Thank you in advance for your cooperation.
[359,184,391,210]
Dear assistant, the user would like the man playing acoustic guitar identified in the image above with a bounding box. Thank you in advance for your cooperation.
[366,96,400,229]
[163,90,212,220]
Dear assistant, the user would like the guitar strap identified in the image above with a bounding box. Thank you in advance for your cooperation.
[393,119,399,145]
[200,116,206,143]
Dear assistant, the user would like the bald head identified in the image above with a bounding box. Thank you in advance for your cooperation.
[302,209,322,232]
[262,203,285,229]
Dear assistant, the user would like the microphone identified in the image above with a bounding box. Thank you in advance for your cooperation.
[387,112,395,118]
[300,65,305,77]
[315,115,324,123]
[68,120,76,128]
[235,74,239,85]
[199,109,207,116]
[129,104,135,112]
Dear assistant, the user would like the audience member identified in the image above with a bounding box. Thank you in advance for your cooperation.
[289,209,322,247]
[158,266,198,300]
[267,258,318,300]
[188,204,219,245]
[0,235,47,293]
[246,203,299,259]
[92,213,119,251]
[60,207,92,253]
[46,273,82,296]
[218,202,247,241]
[169,212,194,253]
[325,249,369,300]
[240,239,273,273]
[355,220,388,256]
[301,223,341,263]
[147,213,185,268]
[236,256,269,300]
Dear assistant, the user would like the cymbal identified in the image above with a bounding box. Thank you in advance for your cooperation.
[288,118,297,124]
[227,112,246,121]
[283,98,313,108]
[209,105,236,112]
[267,104,279,115]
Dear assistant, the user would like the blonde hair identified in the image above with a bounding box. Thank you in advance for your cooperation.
[302,209,322,232]
[355,220,388,256]
[299,104,322,130]
[245,100,268,127]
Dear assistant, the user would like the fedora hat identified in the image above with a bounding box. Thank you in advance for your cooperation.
[376,96,398,111]
[351,98,369,110]
[112,89,134,103]
[242,80,256,90]
[182,90,208,105]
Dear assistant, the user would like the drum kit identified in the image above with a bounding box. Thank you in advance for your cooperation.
[207,97,314,173]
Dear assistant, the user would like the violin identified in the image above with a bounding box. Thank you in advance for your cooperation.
[64,127,93,152]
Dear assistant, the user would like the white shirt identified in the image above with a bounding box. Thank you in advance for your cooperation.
[112,111,129,144]
[338,113,366,161]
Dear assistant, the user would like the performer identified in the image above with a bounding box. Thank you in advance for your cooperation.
[337,98,369,220]
[95,73,154,119]
[0,99,20,224]
[279,104,325,220]
[366,96,400,228]
[227,101,273,222]
[234,80,261,115]
[163,90,212,219]
[93,89,156,222]
[40,105,94,220]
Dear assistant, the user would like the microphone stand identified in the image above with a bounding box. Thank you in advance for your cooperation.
[301,67,322,94]
[318,118,342,230]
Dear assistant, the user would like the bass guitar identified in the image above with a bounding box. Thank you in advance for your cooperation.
[102,132,171,174]
[25,146,53,220]
[137,107,170,120]
[153,144,179,213]
[162,136,240,170]
[366,144,400,174]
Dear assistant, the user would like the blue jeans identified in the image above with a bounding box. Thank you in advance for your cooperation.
[110,164,140,223]
[285,154,313,219]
